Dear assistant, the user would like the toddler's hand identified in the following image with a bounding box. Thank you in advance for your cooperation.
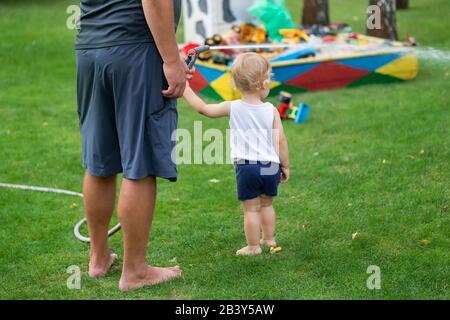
[280,166,290,184]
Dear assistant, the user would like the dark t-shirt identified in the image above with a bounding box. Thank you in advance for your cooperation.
[76,0,181,49]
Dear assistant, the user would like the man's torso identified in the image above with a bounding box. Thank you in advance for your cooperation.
[76,0,182,50]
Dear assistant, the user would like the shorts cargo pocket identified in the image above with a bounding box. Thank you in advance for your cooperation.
[145,98,178,180]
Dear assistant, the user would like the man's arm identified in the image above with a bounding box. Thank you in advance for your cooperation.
[141,0,190,98]
[183,86,231,118]
[273,109,290,183]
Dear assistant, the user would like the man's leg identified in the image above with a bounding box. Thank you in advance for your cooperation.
[118,176,181,291]
[259,195,277,248]
[83,172,118,278]
[236,197,263,256]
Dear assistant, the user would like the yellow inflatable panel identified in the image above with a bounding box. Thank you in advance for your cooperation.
[210,73,239,100]
[376,54,419,81]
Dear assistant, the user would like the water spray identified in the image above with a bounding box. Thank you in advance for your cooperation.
[184,43,326,68]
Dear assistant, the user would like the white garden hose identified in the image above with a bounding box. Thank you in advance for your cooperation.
[0,182,121,243]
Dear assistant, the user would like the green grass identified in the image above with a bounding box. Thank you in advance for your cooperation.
[0,0,449,299]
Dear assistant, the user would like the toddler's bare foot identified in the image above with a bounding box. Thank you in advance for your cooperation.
[236,246,262,256]
[119,266,182,292]
[89,253,118,278]
[260,239,277,248]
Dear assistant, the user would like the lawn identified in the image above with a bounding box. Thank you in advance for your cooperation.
[0,0,449,299]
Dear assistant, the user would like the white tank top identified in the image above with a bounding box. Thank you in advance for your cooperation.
[229,100,280,163]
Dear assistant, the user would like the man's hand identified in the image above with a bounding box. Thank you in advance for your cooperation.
[141,0,194,98]
[162,58,192,98]
[179,51,196,80]
[280,166,290,184]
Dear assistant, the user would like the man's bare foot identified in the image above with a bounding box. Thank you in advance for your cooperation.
[119,266,182,292]
[89,253,118,278]
[236,246,262,256]
[260,239,277,248]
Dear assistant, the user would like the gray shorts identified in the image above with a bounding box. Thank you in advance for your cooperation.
[76,43,177,181]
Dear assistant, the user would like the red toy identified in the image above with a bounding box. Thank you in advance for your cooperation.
[277,91,293,119]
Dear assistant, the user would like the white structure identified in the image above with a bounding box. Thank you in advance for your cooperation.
[183,0,255,43]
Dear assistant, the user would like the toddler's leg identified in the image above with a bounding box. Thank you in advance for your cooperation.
[236,197,263,256]
[259,195,277,248]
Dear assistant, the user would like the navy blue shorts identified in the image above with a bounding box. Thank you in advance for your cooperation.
[76,43,177,181]
[235,161,281,201]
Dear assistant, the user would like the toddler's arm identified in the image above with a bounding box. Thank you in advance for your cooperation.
[183,85,231,118]
[273,109,290,183]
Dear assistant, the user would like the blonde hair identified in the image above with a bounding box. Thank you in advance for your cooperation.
[231,52,271,93]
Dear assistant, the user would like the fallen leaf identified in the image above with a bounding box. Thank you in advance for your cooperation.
[419,149,426,155]
[209,179,220,183]
[382,159,390,165]
[352,232,360,239]
[442,204,449,212]
[420,239,430,245]
[70,203,78,209]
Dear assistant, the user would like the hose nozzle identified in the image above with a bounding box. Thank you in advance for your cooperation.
[185,45,211,69]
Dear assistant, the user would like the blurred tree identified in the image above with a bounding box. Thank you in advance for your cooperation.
[396,0,409,10]
[367,0,398,40]
[302,0,329,26]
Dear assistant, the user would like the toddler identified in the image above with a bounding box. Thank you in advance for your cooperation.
[183,52,290,255]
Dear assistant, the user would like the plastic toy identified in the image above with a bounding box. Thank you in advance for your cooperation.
[277,91,292,119]
[404,36,418,47]
[286,103,310,123]
[270,47,316,62]
[277,91,310,124]
[211,52,233,65]
[248,0,295,42]
[347,33,369,46]
[237,23,269,45]
[205,34,224,47]
[222,28,242,47]
[279,29,310,44]
[294,103,310,123]
[270,246,282,254]
[304,23,352,37]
